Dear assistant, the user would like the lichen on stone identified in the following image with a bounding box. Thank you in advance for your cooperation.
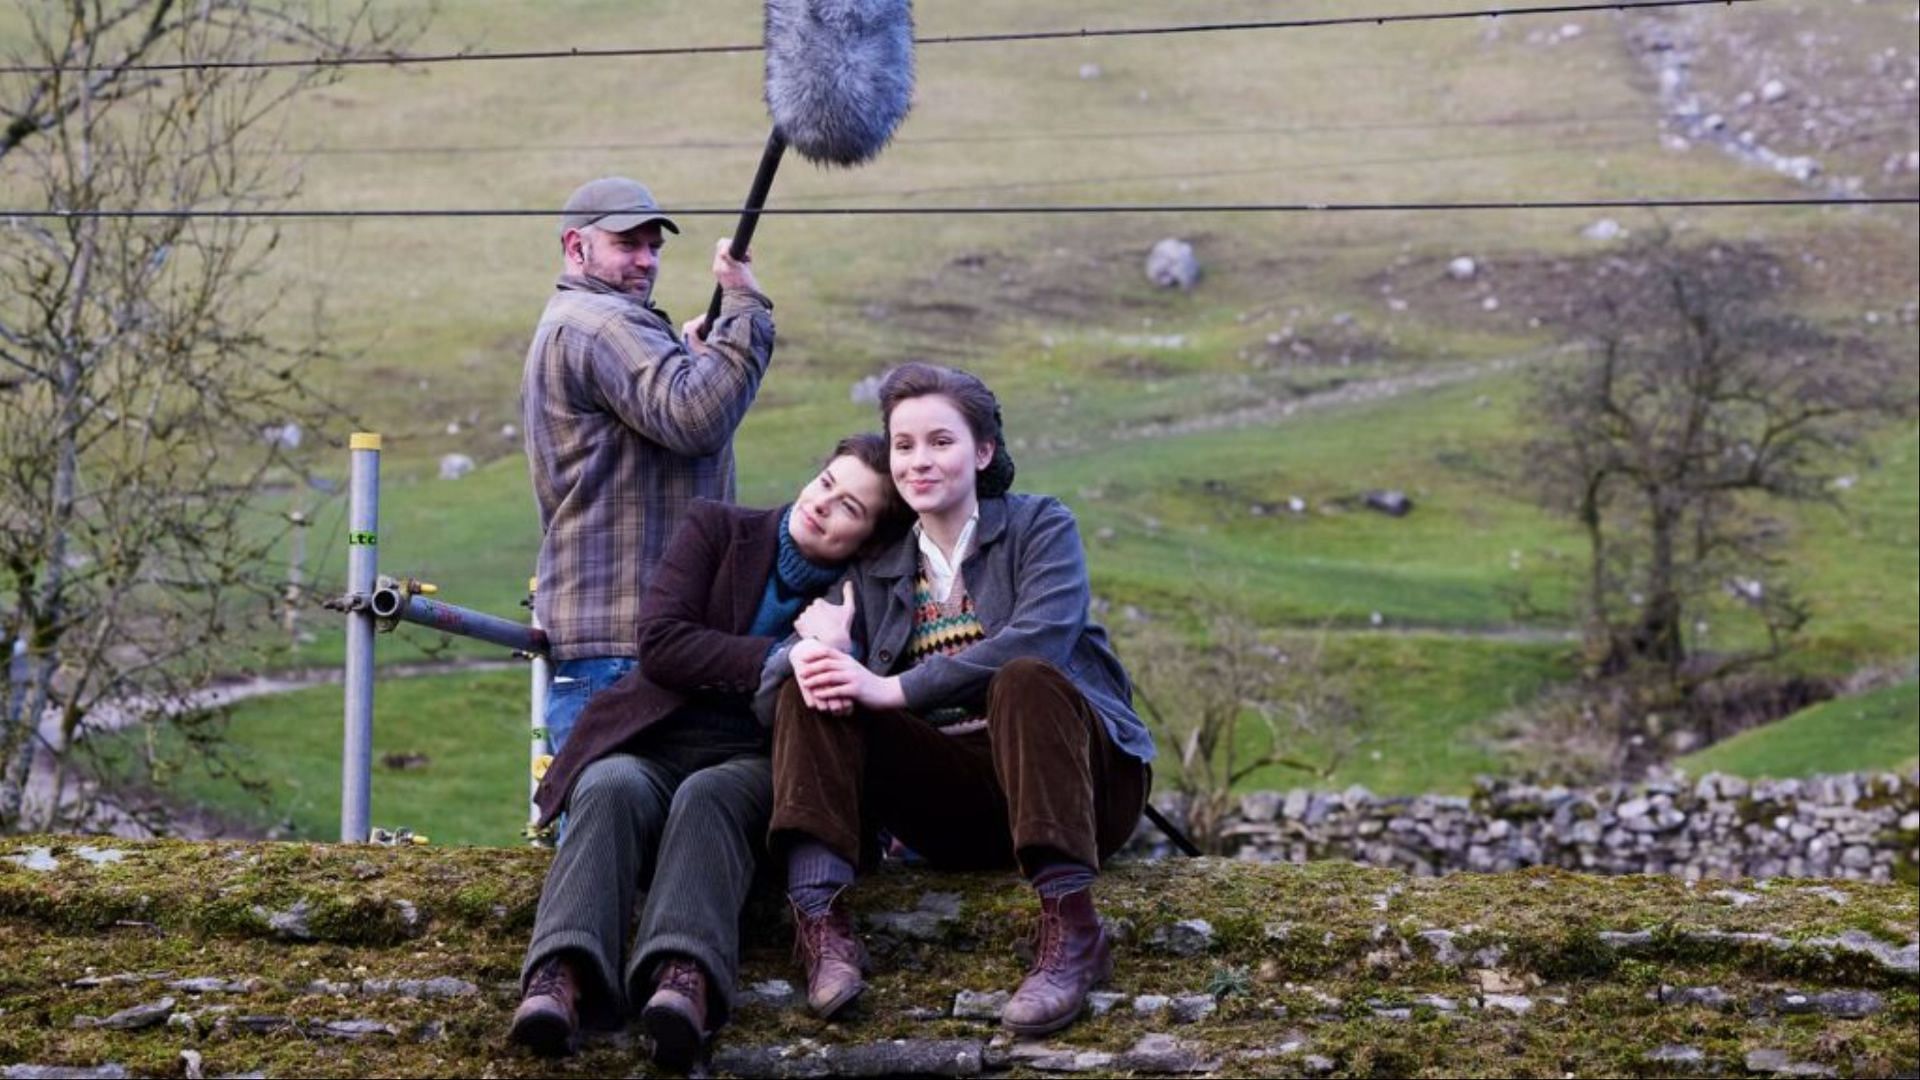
[1,837,1914,1077]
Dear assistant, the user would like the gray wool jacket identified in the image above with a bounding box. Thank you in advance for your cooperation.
[757,493,1156,764]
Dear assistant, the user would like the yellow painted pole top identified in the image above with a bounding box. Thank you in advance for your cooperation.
[349,432,383,451]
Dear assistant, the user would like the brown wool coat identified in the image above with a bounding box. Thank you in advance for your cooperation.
[531,500,784,825]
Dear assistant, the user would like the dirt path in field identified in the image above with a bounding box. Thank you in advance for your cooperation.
[1352,623,1578,646]
[37,658,524,752]
[1105,346,1568,446]
[19,658,521,839]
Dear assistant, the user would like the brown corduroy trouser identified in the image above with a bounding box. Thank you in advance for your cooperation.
[769,657,1149,874]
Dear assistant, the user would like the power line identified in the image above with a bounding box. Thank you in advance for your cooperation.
[784,135,1659,202]
[276,96,1917,160]
[6,197,1913,222]
[22,124,1913,216]
[0,1,1763,76]
[778,125,1918,203]
[915,0,1758,46]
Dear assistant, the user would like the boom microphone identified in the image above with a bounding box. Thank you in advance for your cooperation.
[766,0,915,167]
[701,0,914,334]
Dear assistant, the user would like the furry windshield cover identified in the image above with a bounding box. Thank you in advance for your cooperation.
[764,0,915,166]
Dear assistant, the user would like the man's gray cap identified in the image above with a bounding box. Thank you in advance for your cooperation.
[559,177,680,236]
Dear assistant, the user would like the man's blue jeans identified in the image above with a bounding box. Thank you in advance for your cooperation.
[544,656,637,757]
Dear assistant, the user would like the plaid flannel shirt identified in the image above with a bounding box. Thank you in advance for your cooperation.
[522,274,775,661]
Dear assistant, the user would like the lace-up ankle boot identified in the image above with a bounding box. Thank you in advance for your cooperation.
[509,956,581,1057]
[641,956,710,1071]
[1002,887,1112,1036]
[790,889,868,1019]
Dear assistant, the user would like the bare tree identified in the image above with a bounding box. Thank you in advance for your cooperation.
[1122,604,1366,853]
[1526,235,1910,683]
[0,2,419,832]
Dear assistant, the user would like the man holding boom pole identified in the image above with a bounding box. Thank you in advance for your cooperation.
[521,177,775,757]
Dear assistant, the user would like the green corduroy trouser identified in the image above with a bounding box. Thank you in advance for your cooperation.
[520,714,769,1030]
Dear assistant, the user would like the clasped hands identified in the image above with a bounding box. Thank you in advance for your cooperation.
[789,582,905,715]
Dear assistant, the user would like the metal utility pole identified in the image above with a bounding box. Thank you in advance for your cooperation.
[340,433,380,843]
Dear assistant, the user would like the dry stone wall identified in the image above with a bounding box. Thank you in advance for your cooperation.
[1132,771,1920,882]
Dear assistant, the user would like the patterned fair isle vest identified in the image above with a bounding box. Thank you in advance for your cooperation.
[903,561,989,735]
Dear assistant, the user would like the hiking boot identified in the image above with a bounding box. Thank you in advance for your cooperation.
[1001,887,1113,1037]
[641,956,710,1071]
[791,890,868,1020]
[509,956,581,1056]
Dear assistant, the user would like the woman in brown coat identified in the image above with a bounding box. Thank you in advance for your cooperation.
[509,433,907,1069]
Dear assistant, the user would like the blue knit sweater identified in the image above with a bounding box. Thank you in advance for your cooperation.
[748,507,845,639]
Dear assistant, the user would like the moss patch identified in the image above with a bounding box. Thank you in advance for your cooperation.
[2,838,1915,1077]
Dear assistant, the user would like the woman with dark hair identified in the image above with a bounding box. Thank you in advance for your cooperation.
[765,362,1155,1037]
[510,433,909,1069]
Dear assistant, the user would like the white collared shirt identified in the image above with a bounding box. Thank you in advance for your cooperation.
[914,511,979,603]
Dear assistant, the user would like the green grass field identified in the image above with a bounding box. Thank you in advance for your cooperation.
[1227,633,1577,795]
[113,633,1576,847]
[1675,679,1920,780]
[273,367,1918,667]
[97,670,537,847]
[16,2,1917,837]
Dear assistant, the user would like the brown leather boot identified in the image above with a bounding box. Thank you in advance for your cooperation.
[791,890,868,1020]
[509,955,581,1057]
[641,956,710,1071]
[1001,887,1113,1037]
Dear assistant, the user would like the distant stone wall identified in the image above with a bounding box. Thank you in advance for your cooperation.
[1132,771,1920,882]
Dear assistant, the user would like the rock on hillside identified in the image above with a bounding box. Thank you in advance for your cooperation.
[2,838,1916,1078]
